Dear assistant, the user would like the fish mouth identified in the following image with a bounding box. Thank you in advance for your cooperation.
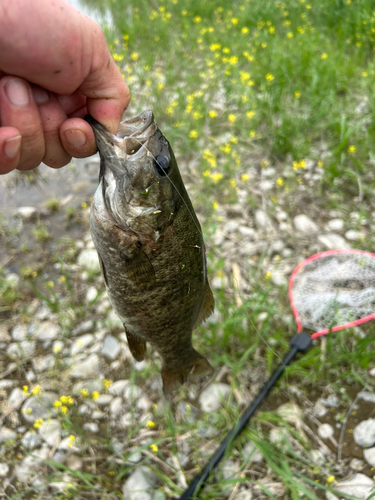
[85,110,157,158]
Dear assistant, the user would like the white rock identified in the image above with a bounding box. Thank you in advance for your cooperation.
[358,391,375,403]
[276,402,302,425]
[345,230,361,241]
[334,473,374,499]
[101,335,120,360]
[21,431,42,450]
[363,447,375,467]
[11,325,28,341]
[35,322,60,341]
[350,458,365,471]
[326,219,344,231]
[110,397,123,417]
[16,206,37,219]
[21,392,58,424]
[8,388,26,409]
[7,340,36,359]
[70,334,94,356]
[353,418,375,448]
[86,286,99,303]
[123,383,144,401]
[69,354,100,379]
[318,423,334,439]
[77,249,100,272]
[95,394,113,406]
[232,490,252,500]
[0,427,17,443]
[0,463,9,477]
[255,209,273,230]
[238,226,256,238]
[0,380,16,390]
[71,320,95,336]
[122,466,158,500]
[310,449,326,466]
[271,271,287,287]
[199,383,231,413]
[38,419,61,446]
[109,380,129,396]
[33,354,55,372]
[318,233,350,250]
[313,400,328,418]
[294,214,319,234]
[242,442,263,463]
[0,326,11,342]
[83,422,99,433]
[369,367,375,377]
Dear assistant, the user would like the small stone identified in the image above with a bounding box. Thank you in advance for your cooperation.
[0,379,16,390]
[95,394,113,406]
[313,400,328,418]
[199,383,231,413]
[72,380,103,395]
[271,271,287,287]
[35,304,51,320]
[38,419,61,446]
[122,466,158,500]
[77,249,100,272]
[108,380,129,396]
[123,383,144,401]
[11,325,28,341]
[21,431,42,450]
[35,322,60,341]
[276,402,302,425]
[33,354,55,372]
[294,214,319,234]
[16,206,38,219]
[326,219,344,231]
[70,334,94,356]
[353,418,375,448]
[242,442,264,463]
[369,367,375,377]
[232,490,252,500]
[0,326,11,342]
[137,395,153,412]
[21,392,58,424]
[350,458,365,471]
[0,463,9,477]
[345,230,361,241]
[318,423,334,439]
[86,286,98,303]
[358,391,375,404]
[334,473,374,499]
[318,233,350,250]
[110,397,123,417]
[310,449,326,466]
[238,226,256,238]
[7,340,36,359]
[255,209,273,230]
[9,387,26,409]
[83,422,99,434]
[363,447,375,467]
[197,424,219,439]
[177,402,199,423]
[320,394,339,408]
[101,335,120,361]
[69,354,100,379]
[71,320,95,337]
[0,427,17,443]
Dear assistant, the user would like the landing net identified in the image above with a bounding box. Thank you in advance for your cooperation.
[289,249,375,339]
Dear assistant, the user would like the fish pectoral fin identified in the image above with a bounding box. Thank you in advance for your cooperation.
[120,249,156,289]
[124,327,146,362]
[194,282,215,328]
[161,349,213,393]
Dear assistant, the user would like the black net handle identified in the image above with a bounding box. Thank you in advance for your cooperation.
[179,331,312,500]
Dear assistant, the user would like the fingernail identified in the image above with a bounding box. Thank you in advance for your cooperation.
[64,129,87,148]
[32,86,49,104]
[5,78,30,106]
[4,136,22,159]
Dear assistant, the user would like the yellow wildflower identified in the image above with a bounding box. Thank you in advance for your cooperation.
[146,420,156,428]
[241,27,249,34]
[265,73,274,81]
[189,130,198,138]
[212,201,219,210]
[321,53,328,60]
[33,419,43,429]
[287,32,294,38]
[103,379,112,390]
[230,179,237,187]
[317,161,323,168]
[113,53,124,62]
[194,16,201,23]
[22,385,29,394]
[209,110,218,118]
[80,389,89,397]
[265,271,271,279]
[294,91,301,98]
[130,52,139,61]
[61,406,68,414]
[241,173,250,182]
[54,400,62,408]
[210,172,223,183]
[327,476,335,485]
[31,385,42,395]
[246,110,255,118]
[81,201,87,209]
[348,145,356,153]
[150,444,158,453]
[228,114,236,123]
[92,391,99,400]
[276,177,284,186]
[231,17,238,24]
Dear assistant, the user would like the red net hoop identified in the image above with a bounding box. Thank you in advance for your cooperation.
[289,249,375,340]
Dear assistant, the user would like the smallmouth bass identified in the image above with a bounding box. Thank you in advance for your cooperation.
[85,111,214,392]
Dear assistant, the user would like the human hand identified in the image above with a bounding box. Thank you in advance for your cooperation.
[0,0,130,174]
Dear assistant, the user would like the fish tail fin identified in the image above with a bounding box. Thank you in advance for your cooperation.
[124,327,146,362]
[161,350,213,393]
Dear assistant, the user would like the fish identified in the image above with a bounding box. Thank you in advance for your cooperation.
[85,110,214,392]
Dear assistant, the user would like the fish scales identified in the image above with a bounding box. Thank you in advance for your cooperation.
[86,111,214,392]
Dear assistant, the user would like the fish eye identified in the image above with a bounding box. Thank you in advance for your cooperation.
[153,155,170,177]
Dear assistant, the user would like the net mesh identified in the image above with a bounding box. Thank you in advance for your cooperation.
[290,251,375,333]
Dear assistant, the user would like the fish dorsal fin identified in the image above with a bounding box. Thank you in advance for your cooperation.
[194,282,215,328]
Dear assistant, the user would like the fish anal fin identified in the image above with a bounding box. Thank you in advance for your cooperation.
[194,282,215,328]
[161,349,213,393]
[124,327,146,362]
